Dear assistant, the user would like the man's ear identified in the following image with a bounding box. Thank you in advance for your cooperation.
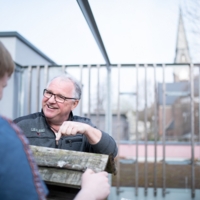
[71,100,79,110]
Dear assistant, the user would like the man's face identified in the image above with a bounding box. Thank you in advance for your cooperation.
[0,73,9,100]
[42,78,78,125]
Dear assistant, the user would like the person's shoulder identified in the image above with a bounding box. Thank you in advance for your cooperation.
[14,112,42,123]
[0,116,11,127]
[0,116,22,140]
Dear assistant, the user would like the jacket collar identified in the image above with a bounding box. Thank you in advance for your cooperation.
[68,111,74,121]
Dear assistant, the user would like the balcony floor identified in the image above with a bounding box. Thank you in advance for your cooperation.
[109,187,200,200]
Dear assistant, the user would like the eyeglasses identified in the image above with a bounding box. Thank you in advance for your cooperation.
[43,89,78,103]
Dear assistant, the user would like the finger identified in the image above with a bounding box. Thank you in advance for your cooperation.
[56,123,67,140]
[66,126,73,135]
[71,127,78,135]
[55,131,61,141]
[60,123,72,136]
[84,168,94,175]
[98,171,108,176]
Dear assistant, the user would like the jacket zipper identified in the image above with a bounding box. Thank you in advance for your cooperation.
[56,140,58,148]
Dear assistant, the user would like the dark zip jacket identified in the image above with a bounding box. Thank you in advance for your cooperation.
[14,111,118,157]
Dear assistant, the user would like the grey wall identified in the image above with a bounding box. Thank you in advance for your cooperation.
[15,39,53,65]
[0,36,55,119]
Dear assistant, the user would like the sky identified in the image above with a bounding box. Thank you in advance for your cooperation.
[1,0,200,116]
[0,0,188,65]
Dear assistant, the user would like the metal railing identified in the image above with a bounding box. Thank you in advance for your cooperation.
[13,63,200,198]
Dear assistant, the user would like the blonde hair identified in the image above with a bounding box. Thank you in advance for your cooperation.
[0,41,14,78]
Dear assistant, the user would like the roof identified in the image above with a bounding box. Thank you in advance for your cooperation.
[0,31,56,64]
[157,81,189,105]
[166,120,174,131]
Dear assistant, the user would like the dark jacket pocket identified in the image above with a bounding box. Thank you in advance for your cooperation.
[61,135,83,151]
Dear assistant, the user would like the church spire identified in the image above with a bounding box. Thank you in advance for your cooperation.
[174,8,191,63]
[173,8,191,82]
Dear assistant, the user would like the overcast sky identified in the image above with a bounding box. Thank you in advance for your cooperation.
[0,0,187,65]
[2,0,200,115]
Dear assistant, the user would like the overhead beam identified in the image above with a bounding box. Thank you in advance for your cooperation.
[77,0,111,68]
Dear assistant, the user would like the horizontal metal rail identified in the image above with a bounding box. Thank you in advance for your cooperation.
[16,63,200,69]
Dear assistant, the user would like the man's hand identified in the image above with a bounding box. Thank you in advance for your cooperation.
[56,121,102,144]
[58,121,88,136]
[74,169,110,200]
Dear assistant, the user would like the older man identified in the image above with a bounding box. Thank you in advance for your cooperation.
[14,74,118,157]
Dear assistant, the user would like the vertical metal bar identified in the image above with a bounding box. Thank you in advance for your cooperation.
[162,64,166,197]
[190,63,195,198]
[135,64,139,196]
[199,65,200,189]
[44,65,49,86]
[36,65,40,112]
[144,64,148,196]
[13,67,19,118]
[88,65,91,118]
[17,69,21,117]
[96,64,100,128]
[62,65,65,73]
[116,64,121,196]
[105,66,112,136]
[28,66,32,114]
[106,66,112,200]
[199,67,200,149]
[79,65,83,117]
[154,64,158,196]
[20,68,25,116]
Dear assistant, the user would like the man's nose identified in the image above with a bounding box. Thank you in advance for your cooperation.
[48,94,56,103]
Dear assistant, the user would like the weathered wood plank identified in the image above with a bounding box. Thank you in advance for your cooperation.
[30,145,109,172]
[38,167,82,188]
[30,145,116,188]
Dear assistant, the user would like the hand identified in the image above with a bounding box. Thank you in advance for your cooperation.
[75,169,110,200]
[56,121,88,141]
[56,121,102,145]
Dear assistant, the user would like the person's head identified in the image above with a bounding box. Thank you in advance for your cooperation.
[0,41,14,100]
[42,74,82,125]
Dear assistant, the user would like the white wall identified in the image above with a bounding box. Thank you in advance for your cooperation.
[0,37,16,60]
[15,39,53,65]
[0,36,55,119]
[0,70,14,119]
[0,38,16,118]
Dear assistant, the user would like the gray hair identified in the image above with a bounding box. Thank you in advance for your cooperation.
[47,74,82,99]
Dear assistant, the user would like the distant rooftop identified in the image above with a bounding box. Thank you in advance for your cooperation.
[0,31,56,64]
[158,81,189,105]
